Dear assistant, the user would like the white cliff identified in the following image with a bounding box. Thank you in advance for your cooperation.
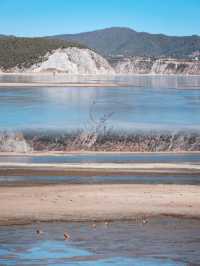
[114,57,152,74]
[114,57,200,75]
[1,47,200,75]
[29,48,115,75]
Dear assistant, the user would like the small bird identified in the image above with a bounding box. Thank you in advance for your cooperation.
[142,219,148,225]
[36,229,44,235]
[64,232,70,240]
[104,221,109,227]
[92,223,96,229]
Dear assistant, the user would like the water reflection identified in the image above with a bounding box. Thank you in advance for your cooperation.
[1,77,200,131]
[1,74,200,89]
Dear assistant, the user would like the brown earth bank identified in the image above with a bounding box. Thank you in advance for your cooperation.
[26,132,200,153]
[2,131,200,153]
[0,184,200,226]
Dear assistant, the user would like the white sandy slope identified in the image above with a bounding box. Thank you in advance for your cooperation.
[29,48,115,75]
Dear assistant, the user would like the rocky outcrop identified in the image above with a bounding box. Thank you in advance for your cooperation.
[114,57,200,75]
[29,48,115,74]
[0,132,32,153]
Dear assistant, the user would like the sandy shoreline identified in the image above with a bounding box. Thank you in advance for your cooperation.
[0,183,199,225]
[1,151,200,156]
[0,82,124,88]
[1,162,200,176]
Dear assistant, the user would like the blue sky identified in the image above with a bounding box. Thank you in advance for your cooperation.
[0,0,199,37]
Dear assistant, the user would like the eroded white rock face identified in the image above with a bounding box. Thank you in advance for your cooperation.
[115,57,200,75]
[115,58,153,74]
[30,48,115,74]
[151,59,200,74]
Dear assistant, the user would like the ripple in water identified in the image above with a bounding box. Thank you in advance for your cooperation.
[0,218,199,265]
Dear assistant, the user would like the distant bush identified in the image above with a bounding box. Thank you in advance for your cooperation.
[0,37,87,70]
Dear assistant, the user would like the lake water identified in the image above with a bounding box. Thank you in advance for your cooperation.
[1,75,200,132]
[0,217,199,265]
[1,75,200,265]
[1,152,200,164]
[1,174,200,186]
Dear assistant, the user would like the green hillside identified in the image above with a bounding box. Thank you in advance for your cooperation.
[0,37,86,70]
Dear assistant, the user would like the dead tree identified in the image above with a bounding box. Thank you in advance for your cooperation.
[73,100,114,149]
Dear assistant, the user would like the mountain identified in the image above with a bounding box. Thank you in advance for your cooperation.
[0,34,15,38]
[50,27,200,58]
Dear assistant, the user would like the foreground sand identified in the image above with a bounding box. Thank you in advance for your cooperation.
[0,184,200,225]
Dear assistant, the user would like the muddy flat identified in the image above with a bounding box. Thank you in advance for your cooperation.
[0,183,200,225]
[1,162,200,176]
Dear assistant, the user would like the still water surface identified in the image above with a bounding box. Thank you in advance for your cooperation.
[1,75,200,265]
[0,218,199,265]
[0,152,200,164]
[1,75,200,131]
[1,174,200,185]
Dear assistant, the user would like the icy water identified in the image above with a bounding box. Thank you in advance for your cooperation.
[0,218,199,265]
[1,75,200,131]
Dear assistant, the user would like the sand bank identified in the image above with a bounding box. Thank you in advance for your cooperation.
[0,184,199,225]
[0,82,123,88]
[1,151,200,156]
[1,162,200,176]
